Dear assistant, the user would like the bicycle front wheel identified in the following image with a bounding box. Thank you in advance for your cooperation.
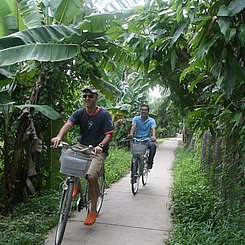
[142,159,149,185]
[55,180,74,245]
[131,157,140,195]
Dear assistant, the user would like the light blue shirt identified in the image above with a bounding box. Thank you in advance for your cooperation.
[132,116,156,139]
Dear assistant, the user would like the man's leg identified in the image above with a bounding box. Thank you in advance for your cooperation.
[87,175,99,213]
[84,153,106,226]
[147,141,157,169]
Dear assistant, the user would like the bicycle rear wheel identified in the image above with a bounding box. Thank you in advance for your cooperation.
[96,172,106,213]
[84,172,106,213]
[131,157,140,195]
[55,179,74,245]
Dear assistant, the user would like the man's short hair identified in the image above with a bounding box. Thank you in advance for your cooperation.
[140,104,149,112]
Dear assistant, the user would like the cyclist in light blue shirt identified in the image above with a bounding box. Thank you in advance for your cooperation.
[128,104,157,169]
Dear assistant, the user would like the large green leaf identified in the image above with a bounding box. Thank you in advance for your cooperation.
[0,0,16,36]
[228,0,245,16]
[16,104,61,120]
[91,77,122,99]
[18,0,44,28]
[54,0,85,24]
[217,17,233,41]
[2,0,27,33]
[217,0,245,17]
[0,89,13,105]
[0,25,81,50]
[217,5,230,17]
[238,24,245,46]
[0,43,79,66]
[0,65,18,87]
[170,21,187,46]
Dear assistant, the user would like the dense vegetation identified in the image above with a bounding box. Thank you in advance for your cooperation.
[0,0,244,243]
[169,144,244,245]
[0,147,131,245]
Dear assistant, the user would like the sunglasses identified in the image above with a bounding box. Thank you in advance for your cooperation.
[83,94,94,99]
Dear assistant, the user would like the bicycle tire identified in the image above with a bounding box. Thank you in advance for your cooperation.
[142,158,149,185]
[84,181,90,212]
[55,179,74,245]
[96,172,106,213]
[131,157,140,195]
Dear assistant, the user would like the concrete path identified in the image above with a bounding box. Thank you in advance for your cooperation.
[45,137,180,245]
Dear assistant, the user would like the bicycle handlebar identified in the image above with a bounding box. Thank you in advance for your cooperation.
[133,137,150,142]
[120,137,151,142]
[52,141,94,153]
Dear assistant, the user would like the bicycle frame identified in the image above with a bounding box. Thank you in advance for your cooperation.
[54,142,106,245]
[130,138,150,195]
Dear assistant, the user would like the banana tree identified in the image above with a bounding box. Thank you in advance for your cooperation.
[0,0,98,206]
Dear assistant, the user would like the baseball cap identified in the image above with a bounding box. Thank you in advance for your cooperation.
[82,87,98,95]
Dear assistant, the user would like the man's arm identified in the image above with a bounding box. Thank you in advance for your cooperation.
[100,133,113,146]
[128,124,136,137]
[151,128,157,142]
[95,133,113,154]
[51,121,73,148]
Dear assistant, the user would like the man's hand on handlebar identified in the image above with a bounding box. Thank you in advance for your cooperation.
[151,136,157,142]
[51,136,62,148]
[94,145,103,155]
[127,134,133,139]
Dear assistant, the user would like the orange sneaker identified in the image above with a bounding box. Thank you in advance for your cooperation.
[72,183,79,198]
[84,212,97,226]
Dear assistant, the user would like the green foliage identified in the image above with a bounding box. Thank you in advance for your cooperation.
[171,147,220,223]
[16,104,60,120]
[0,189,60,245]
[168,214,245,245]
[105,147,131,185]
[168,145,245,245]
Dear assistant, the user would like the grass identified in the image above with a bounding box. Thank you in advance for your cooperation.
[0,147,131,245]
[168,146,245,245]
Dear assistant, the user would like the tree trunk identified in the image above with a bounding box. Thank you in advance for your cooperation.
[3,71,45,207]
[4,110,31,205]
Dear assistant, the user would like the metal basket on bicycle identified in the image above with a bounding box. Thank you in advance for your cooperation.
[130,141,147,155]
[59,148,92,177]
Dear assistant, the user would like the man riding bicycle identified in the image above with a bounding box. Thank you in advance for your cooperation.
[128,104,157,169]
[51,87,114,226]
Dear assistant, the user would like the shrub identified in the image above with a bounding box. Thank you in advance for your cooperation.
[168,146,245,245]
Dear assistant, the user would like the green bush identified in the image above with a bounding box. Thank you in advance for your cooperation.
[0,189,60,245]
[168,146,245,245]
[171,148,220,223]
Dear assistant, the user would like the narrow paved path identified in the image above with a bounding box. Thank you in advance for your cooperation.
[46,137,180,245]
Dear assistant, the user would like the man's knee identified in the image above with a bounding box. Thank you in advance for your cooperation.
[86,174,97,184]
